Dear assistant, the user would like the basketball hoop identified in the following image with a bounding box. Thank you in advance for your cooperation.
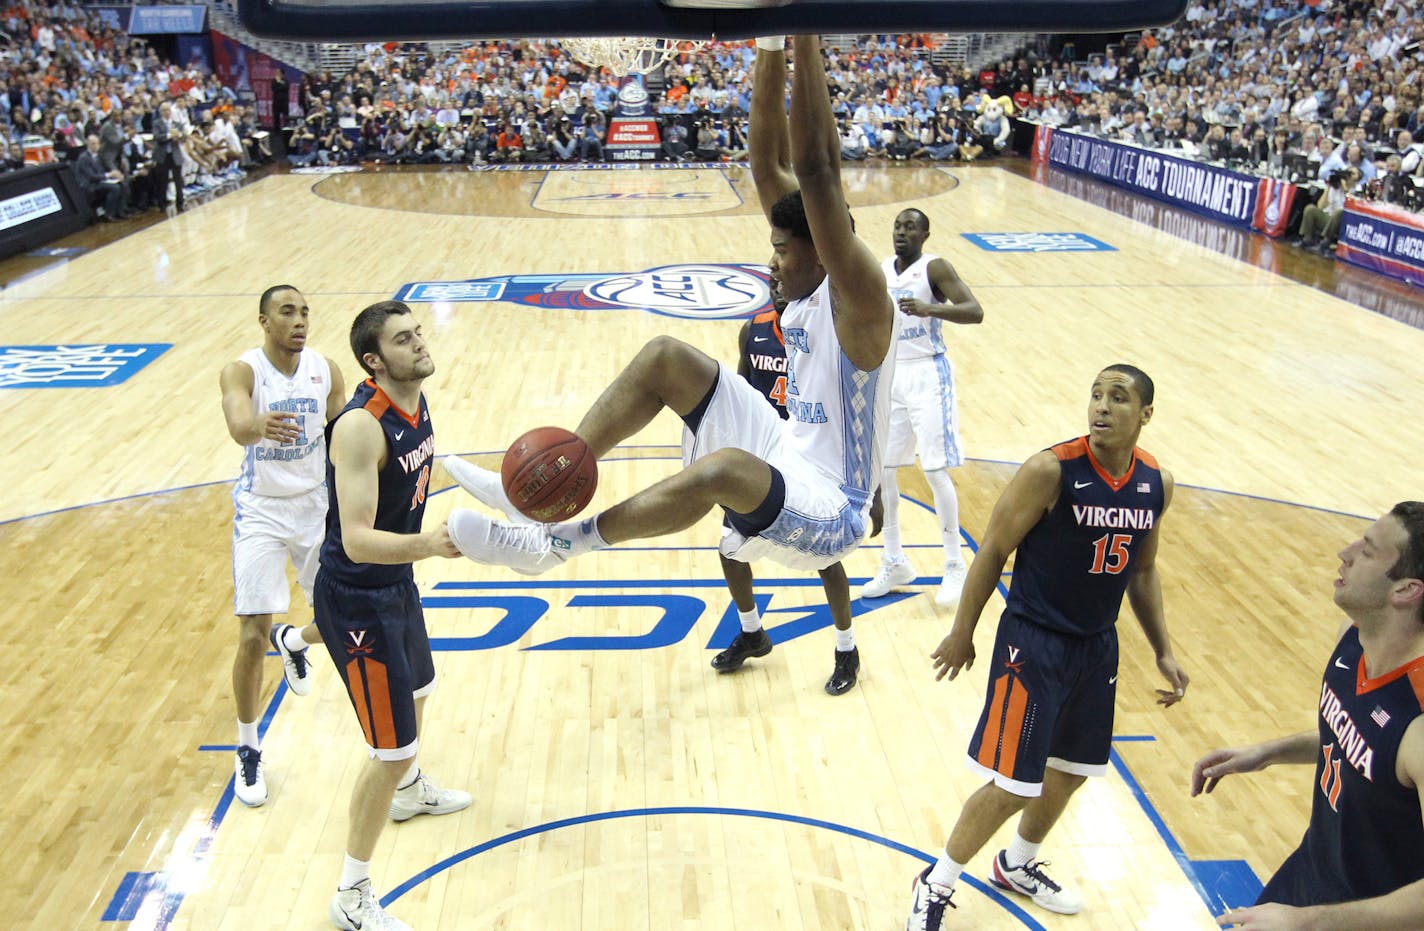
[560,36,705,77]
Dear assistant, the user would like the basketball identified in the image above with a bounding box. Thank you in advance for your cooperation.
[501,426,598,522]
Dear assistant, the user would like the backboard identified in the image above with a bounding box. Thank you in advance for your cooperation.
[236,0,1188,43]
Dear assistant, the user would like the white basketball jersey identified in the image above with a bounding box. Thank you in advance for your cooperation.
[779,276,898,499]
[883,252,944,361]
[235,347,330,498]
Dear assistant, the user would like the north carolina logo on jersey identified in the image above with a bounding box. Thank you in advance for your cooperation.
[394,265,772,320]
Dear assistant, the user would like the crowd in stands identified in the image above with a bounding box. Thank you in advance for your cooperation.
[1014,0,1424,251]
[0,0,270,220]
[3,0,1422,256]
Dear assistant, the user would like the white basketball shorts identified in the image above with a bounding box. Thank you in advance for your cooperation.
[885,354,962,471]
[232,485,327,616]
[682,363,868,572]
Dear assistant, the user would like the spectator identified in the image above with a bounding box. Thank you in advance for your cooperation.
[75,134,130,221]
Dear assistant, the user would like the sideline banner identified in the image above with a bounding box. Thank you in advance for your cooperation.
[1039,127,1297,238]
[1336,198,1424,287]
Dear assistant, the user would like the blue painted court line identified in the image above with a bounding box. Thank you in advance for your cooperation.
[382,806,1048,931]
[1110,736,1261,917]
[102,680,291,928]
[102,871,163,921]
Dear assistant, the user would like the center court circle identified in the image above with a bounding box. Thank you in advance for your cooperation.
[381,805,1047,929]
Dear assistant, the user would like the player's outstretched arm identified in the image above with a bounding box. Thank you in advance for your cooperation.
[931,450,1061,681]
[220,360,301,446]
[787,34,889,373]
[749,39,796,221]
[1190,732,1316,797]
[329,411,459,564]
[1126,470,1190,706]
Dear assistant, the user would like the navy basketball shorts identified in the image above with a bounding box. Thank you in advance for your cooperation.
[314,571,436,761]
[965,614,1119,797]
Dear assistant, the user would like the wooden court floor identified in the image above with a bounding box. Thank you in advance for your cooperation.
[1,159,1421,930]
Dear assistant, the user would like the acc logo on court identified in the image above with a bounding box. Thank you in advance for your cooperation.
[395,264,771,320]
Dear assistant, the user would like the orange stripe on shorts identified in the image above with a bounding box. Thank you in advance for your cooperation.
[977,674,1009,772]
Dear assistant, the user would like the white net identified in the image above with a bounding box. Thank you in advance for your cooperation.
[559,36,705,76]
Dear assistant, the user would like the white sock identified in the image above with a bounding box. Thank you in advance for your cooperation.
[738,607,762,633]
[281,625,306,652]
[927,852,965,889]
[549,513,609,558]
[397,761,419,790]
[925,468,962,568]
[755,35,785,51]
[237,720,259,750]
[835,627,855,651]
[1005,832,1041,869]
[339,854,371,890]
[880,468,903,561]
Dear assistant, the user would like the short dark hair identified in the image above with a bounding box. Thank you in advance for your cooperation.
[350,300,412,376]
[1387,502,1424,621]
[900,207,930,232]
[770,189,811,241]
[1102,363,1154,406]
[259,284,301,317]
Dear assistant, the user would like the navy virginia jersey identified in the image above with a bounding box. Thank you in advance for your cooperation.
[1004,437,1165,637]
[1259,626,1424,907]
[741,309,789,419]
[319,378,435,587]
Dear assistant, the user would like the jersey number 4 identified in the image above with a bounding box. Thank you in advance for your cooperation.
[768,375,788,408]
[1089,532,1132,575]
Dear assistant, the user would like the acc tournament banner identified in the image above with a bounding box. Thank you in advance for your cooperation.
[395,264,771,320]
[1336,198,1424,287]
[605,76,662,162]
[1038,126,1296,238]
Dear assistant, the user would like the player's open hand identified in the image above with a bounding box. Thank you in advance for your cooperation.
[260,412,303,444]
[1155,654,1189,707]
[1217,902,1309,929]
[931,628,974,681]
[1190,744,1269,797]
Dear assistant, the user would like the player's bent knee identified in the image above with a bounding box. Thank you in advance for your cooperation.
[697,449,773,512]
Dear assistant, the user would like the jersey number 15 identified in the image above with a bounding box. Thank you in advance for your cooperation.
[1089,532,1132,575]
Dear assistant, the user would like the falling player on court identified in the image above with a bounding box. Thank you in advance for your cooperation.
[443,36,897,603]
[711,284,876,696]
[861,207,982,608]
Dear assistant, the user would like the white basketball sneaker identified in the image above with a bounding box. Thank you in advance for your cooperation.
[935,562,968,608]
[860,556,915,598]
[448,508,572,575]
[905,865,956,930]
[442,455,531,522]
[269,623,313,696]
[988,851,1082,914]
[329,879,411,931]
[233,746,267,807]
[388,770,472,822]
